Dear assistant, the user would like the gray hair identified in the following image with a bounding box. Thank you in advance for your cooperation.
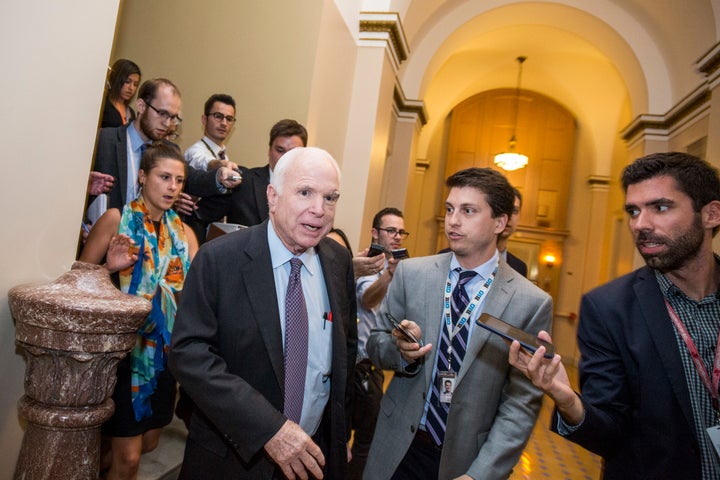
[271,147,341,195]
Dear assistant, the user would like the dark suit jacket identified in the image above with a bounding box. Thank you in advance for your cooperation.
[169,221,357,479]
[92,124,223,210]
[506,251,528,277]
[227,165,271,226]
[553,266,702,479]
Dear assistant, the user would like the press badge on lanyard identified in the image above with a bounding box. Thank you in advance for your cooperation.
[438,264,497,404]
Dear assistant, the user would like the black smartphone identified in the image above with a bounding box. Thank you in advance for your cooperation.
[384,312,423,346]
[476,313,555,359]
[368,243,385,257]
[391,248,409,259]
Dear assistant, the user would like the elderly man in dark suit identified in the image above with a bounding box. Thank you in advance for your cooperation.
[510,152,720,479]
[170,146,357,479]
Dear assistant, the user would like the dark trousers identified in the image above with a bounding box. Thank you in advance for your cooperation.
[391,430,442,480]
[349,359,384,480]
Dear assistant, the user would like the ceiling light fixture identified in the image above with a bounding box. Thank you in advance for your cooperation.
[494,56,528,171]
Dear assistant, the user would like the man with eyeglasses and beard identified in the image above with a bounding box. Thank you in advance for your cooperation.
[88,78,241,224]
[509,152,720,479]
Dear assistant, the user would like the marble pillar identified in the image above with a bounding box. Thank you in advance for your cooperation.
[9,261,151,480]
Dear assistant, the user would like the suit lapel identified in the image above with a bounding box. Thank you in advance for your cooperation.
[240,223,285,388]
[117,125,129,204]
[317,241,343,337]
[423,256,451,388]
[457,262,515,385]
[636,267,696,430]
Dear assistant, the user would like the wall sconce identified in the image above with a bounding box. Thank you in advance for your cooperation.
[543,254,556,268]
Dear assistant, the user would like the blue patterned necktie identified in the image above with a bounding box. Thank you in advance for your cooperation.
[283,258,308,424]
[425,268,477,445]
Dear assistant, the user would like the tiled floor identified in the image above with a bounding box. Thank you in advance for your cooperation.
[509,364,602,480]
[509,398,602,479]
[139,364,602,480]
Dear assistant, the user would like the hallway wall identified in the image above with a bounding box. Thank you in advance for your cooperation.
[0,2,120,477]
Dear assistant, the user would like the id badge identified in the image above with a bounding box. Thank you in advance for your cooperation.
[706,425,720,459]
[438,371,456,404]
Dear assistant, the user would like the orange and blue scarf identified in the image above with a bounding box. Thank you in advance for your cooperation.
[118,196,189,421]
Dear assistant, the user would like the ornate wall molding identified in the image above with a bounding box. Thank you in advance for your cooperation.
[359,12,409,71]
[587,175,611,188]
[620,83,711,146]
[620,42,720,147]
[393,81,428,128]
[697,41,720,88]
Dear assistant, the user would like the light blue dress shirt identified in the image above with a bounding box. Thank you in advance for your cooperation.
[125,123,146,203]
[268,221,332,436]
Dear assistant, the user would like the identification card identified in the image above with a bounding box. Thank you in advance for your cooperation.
[438,371,456,404]
[706,425,720,459]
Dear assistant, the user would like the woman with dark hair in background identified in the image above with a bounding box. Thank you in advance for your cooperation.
[101,59,141,128]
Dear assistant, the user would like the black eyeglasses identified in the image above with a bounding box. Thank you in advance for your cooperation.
[376,227,410,239]
[144,101,183,125]
[208,112,236,123]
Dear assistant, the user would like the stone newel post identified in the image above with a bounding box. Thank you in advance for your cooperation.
[9,262,151,480]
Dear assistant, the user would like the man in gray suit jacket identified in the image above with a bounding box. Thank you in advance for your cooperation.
[365,167,552,480]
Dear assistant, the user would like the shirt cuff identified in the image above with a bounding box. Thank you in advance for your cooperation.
[214,170,228,194]
[556,410,585,435]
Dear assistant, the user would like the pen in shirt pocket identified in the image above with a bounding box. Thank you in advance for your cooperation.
[323,311,333,330]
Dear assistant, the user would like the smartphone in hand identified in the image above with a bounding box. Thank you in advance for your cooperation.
[384,312,423,346]
[391,248,409,259]
[476,313,555,358]
[368,243,386,257]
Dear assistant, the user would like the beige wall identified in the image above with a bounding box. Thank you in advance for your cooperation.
[113,0,326,166]
[0,1,120,476]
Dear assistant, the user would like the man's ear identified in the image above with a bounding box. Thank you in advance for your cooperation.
[371,228,379,242]
[702,200,720,230]
[494,214,508,234]
[201,115,207,129]
[266,184,278,213]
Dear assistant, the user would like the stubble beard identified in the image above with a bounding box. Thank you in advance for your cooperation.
[638,215,704,272]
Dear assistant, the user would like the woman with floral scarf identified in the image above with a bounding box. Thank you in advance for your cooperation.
[80,143,198,480]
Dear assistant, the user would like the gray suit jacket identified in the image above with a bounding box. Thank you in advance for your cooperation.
[365,253,552,480]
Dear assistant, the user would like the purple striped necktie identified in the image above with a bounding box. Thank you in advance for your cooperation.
[283,258,308,423]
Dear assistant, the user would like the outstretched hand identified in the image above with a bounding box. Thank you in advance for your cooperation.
[352,248,386,278]
[508,330,584,425]
[174,192,199,216]
[105,234,138,273]
[88,171,114,196]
